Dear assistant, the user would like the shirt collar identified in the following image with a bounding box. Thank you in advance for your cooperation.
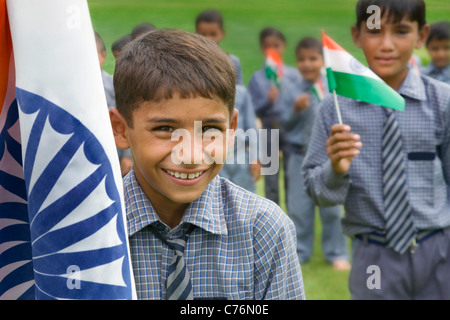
[125,170,228,237]
[397,67,426,101]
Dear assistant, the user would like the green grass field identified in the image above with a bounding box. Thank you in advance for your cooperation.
[89,0,450,84]
[87,0,450,300]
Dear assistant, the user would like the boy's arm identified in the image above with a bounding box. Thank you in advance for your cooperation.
[253,207,305,300]
[301,96,360,206]
[234,58,244,86]
[279,81,306,130]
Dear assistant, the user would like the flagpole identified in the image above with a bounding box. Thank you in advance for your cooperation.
[332,89,343,124]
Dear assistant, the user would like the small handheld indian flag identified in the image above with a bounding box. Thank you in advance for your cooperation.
[265,48,283,88]
[322,30,405,124]
[311,79,325,102]
[409,57,421,76]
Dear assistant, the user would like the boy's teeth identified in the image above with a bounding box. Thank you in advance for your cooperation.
[167,170,203,180]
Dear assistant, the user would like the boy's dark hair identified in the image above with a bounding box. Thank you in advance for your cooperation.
[426,21,450,46]
[259,27,286,45]
[114,29,236,125]
[111,34,133,53]
[195,9,224,29]
[295,37,323,56]
[356,0,426,30]
[94,31,106,53]
[131,22,157,39]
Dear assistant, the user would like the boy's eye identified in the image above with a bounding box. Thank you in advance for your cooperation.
[154,126,174,132]
[396,29,409,35]
[202,126,222,133]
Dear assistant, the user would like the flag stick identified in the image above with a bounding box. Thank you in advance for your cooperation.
[333,89,343,124]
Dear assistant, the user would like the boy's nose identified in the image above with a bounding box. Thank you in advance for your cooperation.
[170,128,204,166]
[186,134,204,165]
[379,33,395,51]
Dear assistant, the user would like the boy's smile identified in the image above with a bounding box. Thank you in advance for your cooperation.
[352,14,429,89]
[114,95,238,227]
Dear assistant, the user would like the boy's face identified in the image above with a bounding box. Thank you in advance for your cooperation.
[426,38,450,69]
[261,35,286,57]
[112,95,238,211]
[196,22,225,44]
[97,48,106,69]
[352,13,429,88]
[296,48,324,82]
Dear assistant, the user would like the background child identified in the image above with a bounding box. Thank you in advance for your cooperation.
[95,31,115,109]
[131,22,157,39]
[248,27,301,206]
[95,31,132,176]
[111,34,133,60]
[109,29,304,300]
[302,0,450,299]
[219,84,261,193]
[195,9,244,85]
[279,37,350,270]
[421,20,450,84]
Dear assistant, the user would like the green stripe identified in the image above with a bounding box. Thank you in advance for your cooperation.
[265,66,280,87]
[326,67,337,92]
[311,87,323,102]
[326,68,405,111]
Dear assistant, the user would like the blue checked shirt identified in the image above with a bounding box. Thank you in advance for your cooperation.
[124,170,305,300]
[278,76,328,149]
[302,69,450,237]
[248,64,302,121]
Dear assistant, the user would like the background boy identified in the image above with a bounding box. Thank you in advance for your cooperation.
[421,21,450,84]
[111,34,133,60]
[94,31,115,109]
[195,9,244,86]
[279,37,350,270]
[302,0,450,299]
[109,29,304,300]
[95,31,132,176]
[131,22,157,39]
[248,27,301,207]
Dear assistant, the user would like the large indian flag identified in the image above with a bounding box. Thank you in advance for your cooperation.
[1,0,136,300]
[322,30,405,111]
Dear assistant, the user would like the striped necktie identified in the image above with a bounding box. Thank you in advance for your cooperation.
[150,224,195,299]
[382,108,416,254]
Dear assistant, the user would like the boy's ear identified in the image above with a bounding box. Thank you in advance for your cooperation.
[227,108,239,150]
[351,25,362,48]
[109,107,131,150]
[415,24,430,49]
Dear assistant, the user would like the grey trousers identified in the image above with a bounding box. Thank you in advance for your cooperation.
[349,228,450,300]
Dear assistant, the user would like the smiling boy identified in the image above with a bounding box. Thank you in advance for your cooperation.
[109,29,304,300]
[302,0,450,299]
